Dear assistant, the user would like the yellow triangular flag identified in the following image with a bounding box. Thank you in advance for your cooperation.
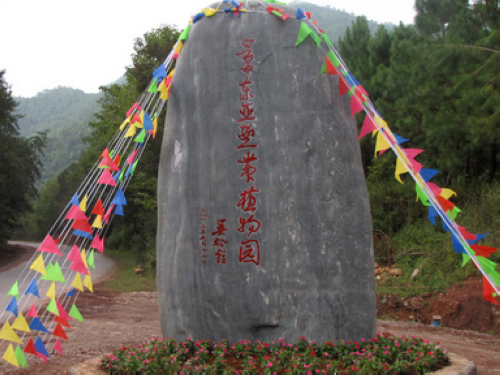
[0,323,23,344]
[12,313,30,333]
[3,344,19,367]
[79,194,88,211]
[119,115,132,131]
[30,254,47,276]
[395,157,408,184]
[91,215,103,229]
[124,124,137,138]
[72,274,84,292]
[80,249,88,269]
[440,188,457,200]
[158,79,169,101]
[374,131,392,158]
[46,281,56,300]
[137,111,145,129]
[167,69,175,79]
[84,274,93,293]
[202,7,218,16]
[174,41,183,55]
[153,117,158,135]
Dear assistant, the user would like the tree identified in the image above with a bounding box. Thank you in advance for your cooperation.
[0,70,46,248]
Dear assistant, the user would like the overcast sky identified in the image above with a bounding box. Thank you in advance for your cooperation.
[0,0,417,98]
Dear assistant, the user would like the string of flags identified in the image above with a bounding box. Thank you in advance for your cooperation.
[1,0,498,368]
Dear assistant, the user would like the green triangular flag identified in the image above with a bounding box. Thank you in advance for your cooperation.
[88,249,95,269]
[310,32,322,47]
[348,86,356,98]
[415,184,431,207]
[321,33,332,46]
[130,160,138,176]
[296,21,314,46]
[477,256,500,286]
[7,282,19,300]
[69,304,84,322]
[41,262,66,283]
[14,346,28,369]
[320,50,341,74]
[147,77,158,94]
[119,168,126,182]
[134,129,146,143]
[179,24,191,42]
[461,253,471,267]
[447,206,462,221]
[46,299,59,316]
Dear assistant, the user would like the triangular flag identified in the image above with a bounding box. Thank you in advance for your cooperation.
[115,204,125,216]
[67,288,77,297]
[152,117,158,138]
[54,338,63,356]
[452,235,467,254]
[26,304,38,318]
[415,184,432,207]
[29,318,50,333]
[38,235,63,256]
[462,253,471,267]
[46,299,59,315]
[296,7,306,19]
[111,188,127,206]
[15,346,28,368]
[374,130,392,157]
[134,129,147,143]
[67,245,82,262]
[56,300,71,320]
[73,230,94,240]
[12,313,30,332]
[153,64,167,80]
[119,115,132,131]
[99,156,120,171]
[147,77,158,94]
[127,150,138,166]
[70,259,89,275]
[69,304,84,322]
[143,112,154,131]
[72,274,84,292]
[34,337,50,359]
[395,158,408,184]
[55,316,71,328]
[350,95,364,116]
[23,338,37,355]
[88,250,95,269]
[179,24,191,42]
[100,147,111,159]
[126,102,142,117]
[92,199,105,216]
[428,206,439,226]
[65,205,88,220]
[440,188,457,200]
[6,297,18,317]
[471,245,498,258]
[339,77,349,96]
[91,215,103,229]
[358,115,377,140]
[124,123,138,138]
[37,249,49,269]
[0,322,23,344]
[296,21,314,46]
[104,206,113,224]
[468,233,488,245]
[46,281,56,299]
[3,344,19,367]
[84,274,94,293]
[79,194,88,211]
[81,249,88,268]
[420,168,440,182]
[7,282,19,300]
[90,235,104,254]
[393,133,410,145]
[158,78,170,101]
[70,193,80,207]
[97,169,116,186]
[483,276,499,305]
[41,262,66,283]
[53,323,68,340]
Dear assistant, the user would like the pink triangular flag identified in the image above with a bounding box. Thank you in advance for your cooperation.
[127,149,138,166]
[126,102,141,117]
[67,245,82,262]
[104,205,114,225]
[403,149,424,160]
[358,115,378,140]
[90,235,105,254]
[97,169,116,186]
[54,338,63,356]
[427,182,442,197]
[38,235,64,256]
[65,205,88,221]
[36,353,48,363]
[26,303,38,318]
[99,156,120,171]
[410,159,423,173]
[56,300,71,320]
[350,95,364,116]
[70,260,89,275]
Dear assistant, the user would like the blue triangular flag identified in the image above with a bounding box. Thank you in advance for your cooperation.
[467,233,488,245]
[35,337,50,358]
[452,234,467,254]
[143,112,154,131]
[393,133,410,145]
[67,288,77,297]
[73,230,94,240]
[428,206,438,227]
[111,189,127,206]
[419,168,440,182]
[231,0,239,6]
[346,73,360,87]
[296,8,306,19]
[24,278,40,298]
[442,217,452,233]
[29,318,50,333]
[193,12,204,23]
[114,205,125,217]
[70,193,80,207]
[153,64,167,80]
[6,297,18,317]
[113,172,120,183]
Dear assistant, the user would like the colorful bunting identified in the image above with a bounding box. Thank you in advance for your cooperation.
[295,21,321,47]
[350,95,364,116]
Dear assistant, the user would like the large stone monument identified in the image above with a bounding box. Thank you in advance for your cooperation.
[157,1,376,343]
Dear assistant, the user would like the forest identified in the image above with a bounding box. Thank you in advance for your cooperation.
[2,0,499,294]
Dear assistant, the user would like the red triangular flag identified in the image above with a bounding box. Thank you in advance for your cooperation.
[458,227,476,241]
[99,156,120,171]
[27,303,38,318]
[350,95,364,116]
[65,205,88,221]
[91,235,105,254]
[54,338,63,356]
[325,58,338,75]
[471,245,498,258]
[23,338,37,355]
[113,154,121,166]
[483,276,499,305]
[127,150,138,166]
[56,300,71,320]
[55,316,71,328]
[92,199,105,216]
[53,323,68,340]
[97,169,116,186]
[437,196,456,212]
[38,235,64,256]
[339,78,349,96]
[131,112,142,125]
[358,115,378,140]
[100,147,111,159]
[71,219,93,233]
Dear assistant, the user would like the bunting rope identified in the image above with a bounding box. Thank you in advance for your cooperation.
[1,0,498,368]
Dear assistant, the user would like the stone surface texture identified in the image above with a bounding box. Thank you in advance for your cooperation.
[157,1,376,343]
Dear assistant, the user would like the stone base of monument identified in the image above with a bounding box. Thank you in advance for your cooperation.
[68,352,477,375]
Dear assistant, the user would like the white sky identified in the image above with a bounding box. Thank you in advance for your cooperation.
[0,0,416,98]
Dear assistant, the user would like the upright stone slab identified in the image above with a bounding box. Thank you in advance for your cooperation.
[157,2,376,343]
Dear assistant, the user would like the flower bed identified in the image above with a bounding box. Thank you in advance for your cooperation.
[100,332,449,374]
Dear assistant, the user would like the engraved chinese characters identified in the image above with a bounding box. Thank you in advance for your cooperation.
[157,1,376,344]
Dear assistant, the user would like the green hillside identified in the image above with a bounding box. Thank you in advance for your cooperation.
[15,87,101,183]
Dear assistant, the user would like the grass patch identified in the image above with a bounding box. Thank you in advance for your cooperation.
[99,248,156,293]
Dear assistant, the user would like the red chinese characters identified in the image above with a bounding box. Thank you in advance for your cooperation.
[199,209,208,265]
[212,219,228,264]
[235,38,261,266]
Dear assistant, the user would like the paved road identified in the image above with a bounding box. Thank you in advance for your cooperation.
[0,241,116,323]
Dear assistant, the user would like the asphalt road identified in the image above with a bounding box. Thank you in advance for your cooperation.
[0,241,116,323]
